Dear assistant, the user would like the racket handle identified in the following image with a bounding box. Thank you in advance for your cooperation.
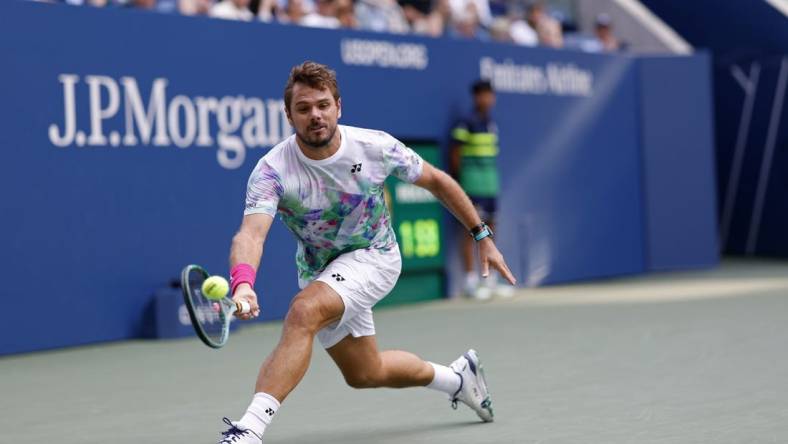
[235,300,251,314]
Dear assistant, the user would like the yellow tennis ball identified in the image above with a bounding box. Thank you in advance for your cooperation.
[202,276,229,300]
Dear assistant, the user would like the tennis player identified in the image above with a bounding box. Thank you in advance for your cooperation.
[216,61,516,443]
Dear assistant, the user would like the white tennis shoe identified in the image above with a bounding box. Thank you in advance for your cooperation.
[472,286,493,300]
[495,284,515,298]
[217,417,263,444]
[448,349,494,422]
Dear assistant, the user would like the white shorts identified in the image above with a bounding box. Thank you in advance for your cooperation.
[306,246,402,349]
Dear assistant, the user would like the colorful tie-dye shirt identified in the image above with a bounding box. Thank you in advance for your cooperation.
[244,125,424,286]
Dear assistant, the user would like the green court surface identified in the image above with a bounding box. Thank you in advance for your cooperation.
[2,260,788,443]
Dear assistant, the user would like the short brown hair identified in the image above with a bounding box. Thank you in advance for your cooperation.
[284,61,341,112]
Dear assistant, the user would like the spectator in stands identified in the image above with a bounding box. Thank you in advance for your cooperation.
[278,0,306,23]
[450,80,506,300]
[336,0,358,28]
[210,0,254,20]
[487,0,506,17]
[301,0,341,28]
[124,0,180,13]
[526,1,562,48]
[127,0,157,9]
[356,0,409,34]
[398,0,430,17]
[414,0,450,37]
[252,0,278,21]
[489,17,512,43]
[44,0,609,51]
[509,18,538,46]
[448,0,492,28]
[594,13,622,52]
[505,3,538,46]
[450,4,488,41]
[398,0,428,30]
[178,0,213,15]
[487,12,537,46]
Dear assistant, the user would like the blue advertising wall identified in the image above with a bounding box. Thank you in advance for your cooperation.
[715,55,788,256]
[491,54,645,286]
[638,55,719,270]
[0,1,716,354]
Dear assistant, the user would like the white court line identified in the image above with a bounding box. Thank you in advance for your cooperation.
[507,276,788,306]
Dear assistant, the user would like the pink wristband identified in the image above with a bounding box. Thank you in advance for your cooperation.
[230,263,256,294]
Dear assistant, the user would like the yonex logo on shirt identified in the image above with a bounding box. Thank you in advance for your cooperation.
[332,273,346,282]
[351,163,362,173]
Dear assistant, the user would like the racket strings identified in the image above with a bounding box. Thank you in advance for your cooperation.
[187,268,229,346]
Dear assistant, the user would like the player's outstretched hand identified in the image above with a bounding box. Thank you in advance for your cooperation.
[232,283,260,320]
[478,238,516,285]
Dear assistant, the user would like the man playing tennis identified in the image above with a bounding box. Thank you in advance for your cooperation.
[217,61,516,443]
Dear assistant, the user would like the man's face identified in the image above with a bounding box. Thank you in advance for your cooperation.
[287,83,342,149]
[288,0,305,18]
[316,0,336,15]
[474,90,496,114]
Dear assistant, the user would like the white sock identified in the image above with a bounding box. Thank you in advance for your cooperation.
[426,362,461,396]
[238,392,280,436]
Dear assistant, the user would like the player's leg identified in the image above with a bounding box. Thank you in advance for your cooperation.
[326,335,494,422]
[218,281,344,443]
[313,248,438,389]
[254,281,344,399]
[325,334,435,388]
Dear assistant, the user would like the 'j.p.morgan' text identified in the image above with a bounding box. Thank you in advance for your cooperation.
[48,74,292,169]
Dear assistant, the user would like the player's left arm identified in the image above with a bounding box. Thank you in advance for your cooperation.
[413,161,516,285]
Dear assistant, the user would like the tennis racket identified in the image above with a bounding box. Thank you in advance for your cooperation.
[181,264,250,348]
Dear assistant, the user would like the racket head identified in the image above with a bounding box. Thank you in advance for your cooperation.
[181,264,233,348]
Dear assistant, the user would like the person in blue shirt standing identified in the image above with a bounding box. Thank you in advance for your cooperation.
[450,79,507,300]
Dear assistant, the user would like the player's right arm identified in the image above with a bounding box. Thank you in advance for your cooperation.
[449,142,461,179]
[233,156,282,320]
[414,161,515,286]
[229,212,274,320]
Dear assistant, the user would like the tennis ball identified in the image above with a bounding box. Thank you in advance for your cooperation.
[202,276,229,300]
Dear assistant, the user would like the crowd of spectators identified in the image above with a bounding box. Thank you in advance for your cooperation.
[45,0,625,52]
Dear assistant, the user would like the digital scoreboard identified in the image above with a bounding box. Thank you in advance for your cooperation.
[379,142,445,306]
